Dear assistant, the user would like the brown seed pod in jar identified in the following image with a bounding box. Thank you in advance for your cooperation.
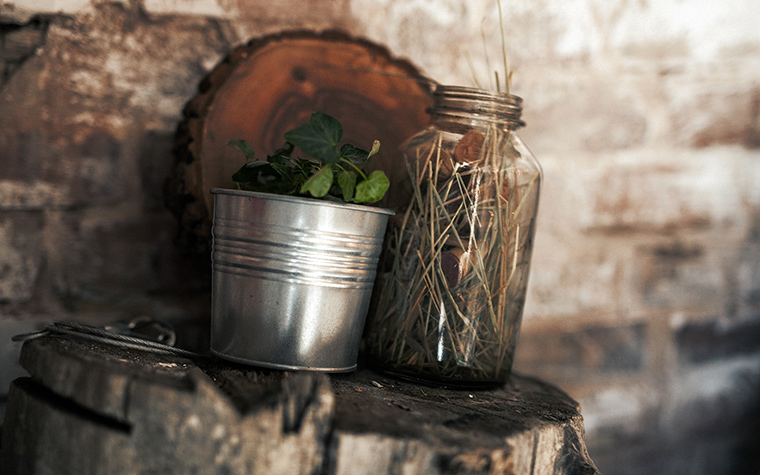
[453,130,485,164]
[440,247,471,288]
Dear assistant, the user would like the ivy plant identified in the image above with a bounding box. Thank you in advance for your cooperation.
[228,112,390,204]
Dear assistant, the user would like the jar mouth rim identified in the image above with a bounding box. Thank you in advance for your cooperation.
[432,85,523,106]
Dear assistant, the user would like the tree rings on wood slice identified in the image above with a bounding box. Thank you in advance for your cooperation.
[167,30,434,252]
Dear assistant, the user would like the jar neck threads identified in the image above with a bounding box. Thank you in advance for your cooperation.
[428,85,525,130]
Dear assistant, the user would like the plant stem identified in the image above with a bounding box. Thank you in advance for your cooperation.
[340,158,369,181]
[497,0,510,94]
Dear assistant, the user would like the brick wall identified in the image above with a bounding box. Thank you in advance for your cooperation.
[1,1,759,473]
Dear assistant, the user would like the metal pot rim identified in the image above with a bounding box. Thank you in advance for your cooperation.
[211,188,395,216]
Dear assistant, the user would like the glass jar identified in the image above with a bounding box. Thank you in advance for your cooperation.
[365,85,542,387]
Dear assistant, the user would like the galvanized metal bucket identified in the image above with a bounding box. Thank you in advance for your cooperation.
[210,188,393,372]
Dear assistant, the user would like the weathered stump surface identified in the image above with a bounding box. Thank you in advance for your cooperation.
[0,336,599,475]
[166,30,434,252]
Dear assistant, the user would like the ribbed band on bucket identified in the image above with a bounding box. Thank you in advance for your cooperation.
[212,217,383,289]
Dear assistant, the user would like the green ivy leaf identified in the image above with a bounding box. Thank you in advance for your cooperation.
[268,162,290,178]
[354,170,389,203]
[228,115,388,204]
[284,112,342,164]
[340,143,370,164]
[227,139,256,161]
[231,160,272,184]
[300,164,334,198]
[367,140,381,159]
[267,142,294,164]
[283,172,307,196]
[337,170,357,202]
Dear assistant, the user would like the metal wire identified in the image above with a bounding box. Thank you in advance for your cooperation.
[12,320,205,360]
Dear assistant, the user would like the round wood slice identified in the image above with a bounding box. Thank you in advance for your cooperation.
[167,30,434,252]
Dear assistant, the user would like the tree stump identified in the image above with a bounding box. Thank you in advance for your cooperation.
[166,30,434,252]
[0,336,599,474]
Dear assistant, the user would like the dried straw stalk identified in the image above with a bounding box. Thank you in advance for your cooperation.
[369,124,539,384]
